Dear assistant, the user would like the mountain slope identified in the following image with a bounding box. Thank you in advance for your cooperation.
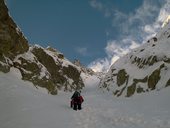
[0,0,29,72]
[100,21,170,97]
[0,0,86,94]
[13,45,85,94]
[1,68,170,128]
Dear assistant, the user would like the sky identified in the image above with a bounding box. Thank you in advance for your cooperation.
[6,0,170,72]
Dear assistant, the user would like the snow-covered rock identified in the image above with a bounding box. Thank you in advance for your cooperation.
[100,20,170,97]
[0,0,84,94]
[0,0,29,73]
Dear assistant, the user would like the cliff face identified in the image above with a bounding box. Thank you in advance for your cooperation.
[0,0,29,72]
[13,46,84,94]
[100,22,170,97]
[0,0,84,94]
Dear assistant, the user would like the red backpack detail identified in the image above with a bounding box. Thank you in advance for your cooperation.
[79,96,84,103]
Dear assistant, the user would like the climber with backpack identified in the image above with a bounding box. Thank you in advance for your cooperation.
[70,90,84,110]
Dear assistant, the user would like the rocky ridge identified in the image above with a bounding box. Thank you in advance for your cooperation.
[100,20,170,97]
[0,0,85,94]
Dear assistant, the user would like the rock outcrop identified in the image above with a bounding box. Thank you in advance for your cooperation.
[0,0,29,72]
[100,20,170,97]
[0,0,84,94]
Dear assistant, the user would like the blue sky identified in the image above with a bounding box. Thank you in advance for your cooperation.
[6,0,170,72]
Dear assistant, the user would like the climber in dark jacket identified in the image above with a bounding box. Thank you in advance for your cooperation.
[71,90,80,99]
[71,90,82,110]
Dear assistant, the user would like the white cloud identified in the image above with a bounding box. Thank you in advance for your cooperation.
[89,0,103,11]
[106,39,140,61]
[88,58,110,72]
[89,39,140,72]
[75,47,88,56]
[141,0,170,43]
[129,1,158,23]
[89,0,111,17]
[88,0,170,72]
[112,0,161,36]
[157,0,170,23]
[105,40,129,57]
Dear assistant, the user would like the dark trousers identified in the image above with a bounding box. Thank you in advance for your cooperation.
[73,103,77,110]
[77,103,82,110]
[72,98,82,110]
[70,100,73,108]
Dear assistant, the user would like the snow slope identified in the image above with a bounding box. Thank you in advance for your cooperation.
[0,68,170,128]
[100,21,170,97]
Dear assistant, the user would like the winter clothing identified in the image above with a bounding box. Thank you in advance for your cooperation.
[71,91,84,110]
[79,96,84,103]
[77,96,84,110]
[71,91,80,99]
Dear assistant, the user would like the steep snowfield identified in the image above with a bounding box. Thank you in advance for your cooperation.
[0,68,170,128]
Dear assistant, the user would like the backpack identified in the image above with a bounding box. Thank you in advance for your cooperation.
[79,96,84,103]
[71,91,80,99]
